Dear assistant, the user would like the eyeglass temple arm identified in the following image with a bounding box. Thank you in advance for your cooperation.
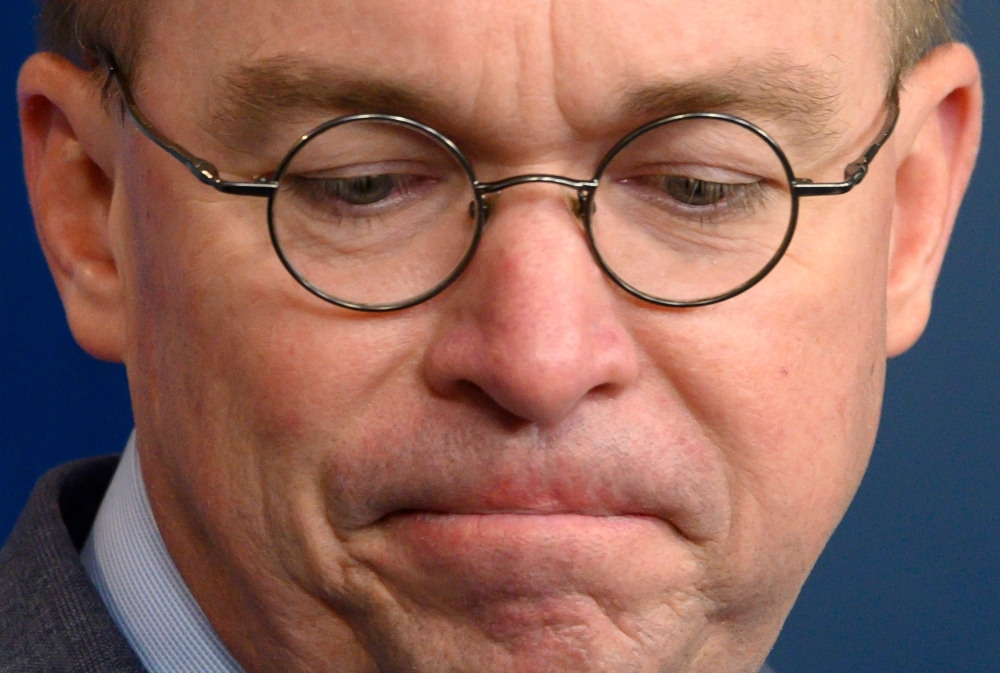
[792,87,901,198]
[101,53,277,198]
[103,50,899,202]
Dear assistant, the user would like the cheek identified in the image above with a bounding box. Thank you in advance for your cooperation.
[119,149,430,486]
[630,188,892,598]
[118,151,446,590]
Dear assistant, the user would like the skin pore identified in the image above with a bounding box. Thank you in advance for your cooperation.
[17,1,981,672]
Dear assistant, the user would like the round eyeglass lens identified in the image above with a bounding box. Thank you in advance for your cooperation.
[590,116,795,305]
[270,118,479,310]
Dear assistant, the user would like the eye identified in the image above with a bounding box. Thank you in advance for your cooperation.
[621,172,767,216]
[286,173,416,211]
[323,174,397,205]
[657,176,732,207]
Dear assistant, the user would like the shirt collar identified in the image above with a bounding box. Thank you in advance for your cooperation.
[81,431,246,673]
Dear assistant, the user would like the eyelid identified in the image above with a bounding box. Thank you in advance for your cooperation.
[608,160,770,185]
[645,164,763,183]
[288,159,417,174]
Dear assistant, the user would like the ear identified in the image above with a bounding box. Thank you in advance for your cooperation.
[18,52,126,362]
[885,42,983,357]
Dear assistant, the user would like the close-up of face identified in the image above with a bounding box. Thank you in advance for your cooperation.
[15,0,982,672]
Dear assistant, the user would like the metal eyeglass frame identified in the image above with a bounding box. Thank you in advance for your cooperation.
[101,53,900,312]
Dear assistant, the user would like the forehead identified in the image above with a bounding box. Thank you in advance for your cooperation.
[143,0,887,150]
[148,1,884,70]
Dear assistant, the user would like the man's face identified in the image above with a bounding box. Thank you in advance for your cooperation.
[118,1,892,671]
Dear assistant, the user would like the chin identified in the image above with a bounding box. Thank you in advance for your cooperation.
[351,601,712,673]
[315,513,740,673]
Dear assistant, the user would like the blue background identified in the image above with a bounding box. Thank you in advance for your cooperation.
[1,3,996,671]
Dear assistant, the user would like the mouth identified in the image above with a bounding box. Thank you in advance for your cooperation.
[377,509,672,542]
[391,508,680,560]
[334,506,703,624]
[329,460,726,546]
[319,414,732,550]
[308,427,730,641]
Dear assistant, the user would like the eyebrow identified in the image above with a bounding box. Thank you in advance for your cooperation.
[208,54,844,154]
[621,58,843,143]
[210,55,451,152]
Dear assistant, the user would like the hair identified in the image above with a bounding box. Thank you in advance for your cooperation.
[37,0,958,85]
[37,0,145,81]
[885,0,959,78]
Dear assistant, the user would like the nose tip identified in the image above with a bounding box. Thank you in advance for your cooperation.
[424,191,639,428]
[427,316,635,427]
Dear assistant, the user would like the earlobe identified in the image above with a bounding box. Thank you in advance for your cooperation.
[18,52,127,363]
[885,43,983,357]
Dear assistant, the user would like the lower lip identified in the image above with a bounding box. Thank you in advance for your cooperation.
[383,510,665,534]
[365,511,682,602]
[380,510,670,562]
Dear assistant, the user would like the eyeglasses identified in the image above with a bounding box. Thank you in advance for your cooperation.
[103,55,899,312]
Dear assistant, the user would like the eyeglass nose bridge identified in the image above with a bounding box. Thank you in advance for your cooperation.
[475,174,599,194]
[473,174,600,222]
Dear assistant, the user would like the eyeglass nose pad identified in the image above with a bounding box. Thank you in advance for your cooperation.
[471,196,497,225]
[573,192,596,221]
[469,189,592,227]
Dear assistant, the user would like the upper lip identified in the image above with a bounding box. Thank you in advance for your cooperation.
[324,445,729,544]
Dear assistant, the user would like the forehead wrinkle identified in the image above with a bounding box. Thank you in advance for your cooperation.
[622,56,845,147]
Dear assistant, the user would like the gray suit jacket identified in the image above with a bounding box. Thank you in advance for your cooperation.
[0,457,780,673]
[0,456,144,672]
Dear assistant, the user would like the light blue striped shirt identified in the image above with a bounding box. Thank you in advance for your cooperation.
[80,433,246,673]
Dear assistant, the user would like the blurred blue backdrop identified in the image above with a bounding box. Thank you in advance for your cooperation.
[1,3,996,671]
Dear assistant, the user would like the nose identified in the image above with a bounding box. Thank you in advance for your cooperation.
[423,185,640,428]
